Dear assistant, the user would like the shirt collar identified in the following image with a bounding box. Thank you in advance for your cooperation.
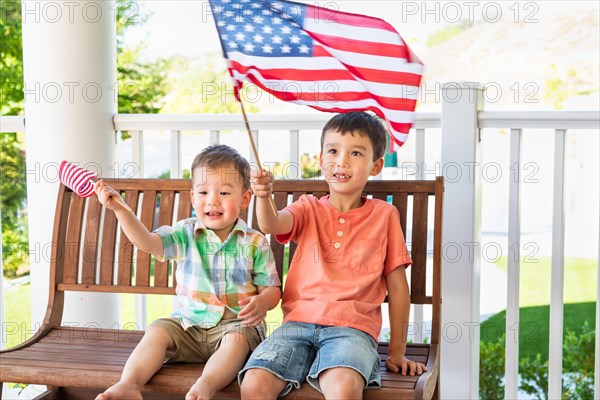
[193,217,249,240]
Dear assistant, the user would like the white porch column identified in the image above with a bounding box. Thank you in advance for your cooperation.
[440,82,484,399]
[22,1,119,328]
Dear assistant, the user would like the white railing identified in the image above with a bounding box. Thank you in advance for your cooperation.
[2,107,599,399]
[478,110,599,398]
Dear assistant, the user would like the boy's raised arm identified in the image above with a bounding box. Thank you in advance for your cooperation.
[385,266,427,376]
[95,180,164,258]
[250,170,293,235]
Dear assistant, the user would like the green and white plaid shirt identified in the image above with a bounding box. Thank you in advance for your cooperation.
[155,217,280,329]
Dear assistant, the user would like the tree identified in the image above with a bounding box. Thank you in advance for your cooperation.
[0,0,24,115]
[116,1,168,115]
[0,0,169,277]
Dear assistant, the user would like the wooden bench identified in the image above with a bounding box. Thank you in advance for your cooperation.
[1,177,443,400]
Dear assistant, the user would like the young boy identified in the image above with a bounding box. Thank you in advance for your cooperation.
[241,112,426,399]
[94,145,281,400]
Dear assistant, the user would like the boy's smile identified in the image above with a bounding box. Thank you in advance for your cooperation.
[191,164,251,242]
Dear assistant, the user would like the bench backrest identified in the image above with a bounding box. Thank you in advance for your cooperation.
[47,177,443,345]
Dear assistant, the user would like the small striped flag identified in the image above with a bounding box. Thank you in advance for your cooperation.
[209,0,423,150]
[59,161,97,198]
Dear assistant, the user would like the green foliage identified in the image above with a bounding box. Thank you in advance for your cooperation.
[544,63,571,110]
[0,0,168,276]
[1,133,28,277]
[479,334,505,399]
[480,302,595,364]
[562,322,595,399]
[426,20,473,47]
[299,153,321,179]
[481,310,596,399]
[116,1,169,141]
[519,354,551,400]
[0,0,24,115]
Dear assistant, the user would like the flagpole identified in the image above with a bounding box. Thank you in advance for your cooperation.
[239,100,279,217]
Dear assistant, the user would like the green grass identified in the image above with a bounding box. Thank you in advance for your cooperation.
[3,283,33,350]
[481,257,597,364]
[480,302,595,364]
[494,257,596,306]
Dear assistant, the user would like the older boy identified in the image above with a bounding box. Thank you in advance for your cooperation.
[95,145,281,400]
[241,112,426,399]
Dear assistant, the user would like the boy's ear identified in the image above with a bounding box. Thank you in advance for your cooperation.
[370,158,384,176]
[190,189,195,205]
[241,189,252,209]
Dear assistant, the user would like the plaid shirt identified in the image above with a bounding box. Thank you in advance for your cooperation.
[155,217,280,329]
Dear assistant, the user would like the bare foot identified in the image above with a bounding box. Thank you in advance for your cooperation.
[185,378,215,400]
[96,381,143,400]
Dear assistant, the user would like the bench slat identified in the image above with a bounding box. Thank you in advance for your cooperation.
[154,191,175,287]
[99,207,118,285]
[81,196,103,284]
[64,195,86,284]
[117,191,140,286]
[136,190,157,287]
[411,192,429,298]
[392,192,408,237]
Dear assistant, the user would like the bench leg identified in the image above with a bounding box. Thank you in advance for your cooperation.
[431,376,440,400]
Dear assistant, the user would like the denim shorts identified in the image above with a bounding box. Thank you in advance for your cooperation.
[239,322,381,396]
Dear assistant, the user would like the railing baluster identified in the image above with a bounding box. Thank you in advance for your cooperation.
[209,130,220,145]
[289,130,299,179]
[0,207,4,350]
[416,128,426,180]
[548,128,566,399]
[505,128,522,398]
[594,198,600,399]
[171,130,181,178]
[130,130,147,329]
[413,128,426,343]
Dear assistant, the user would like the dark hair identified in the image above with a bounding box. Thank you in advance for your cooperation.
[320,112,388,160]
[191,145,250,191]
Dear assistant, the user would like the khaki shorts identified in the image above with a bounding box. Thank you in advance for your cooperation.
[151,317,264,363]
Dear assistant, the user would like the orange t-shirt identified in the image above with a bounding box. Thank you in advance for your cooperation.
[276,194,412,341]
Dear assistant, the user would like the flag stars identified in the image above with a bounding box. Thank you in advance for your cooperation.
[253,34,264,43]
[280,26,291,35]
[272,35,282,44]
[290,35,301,44]
[272,17,282,25]
[262,44,273,53]
[226,24,236,31]
[298,44,310,53]
[235,32,246,41]
[244,42,255,52]
[281,45,292,53]
[262,26,273,34]
[244,24,254,32]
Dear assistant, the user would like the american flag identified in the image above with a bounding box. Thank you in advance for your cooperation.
[209,0,423,150]
[59,161,97,198]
